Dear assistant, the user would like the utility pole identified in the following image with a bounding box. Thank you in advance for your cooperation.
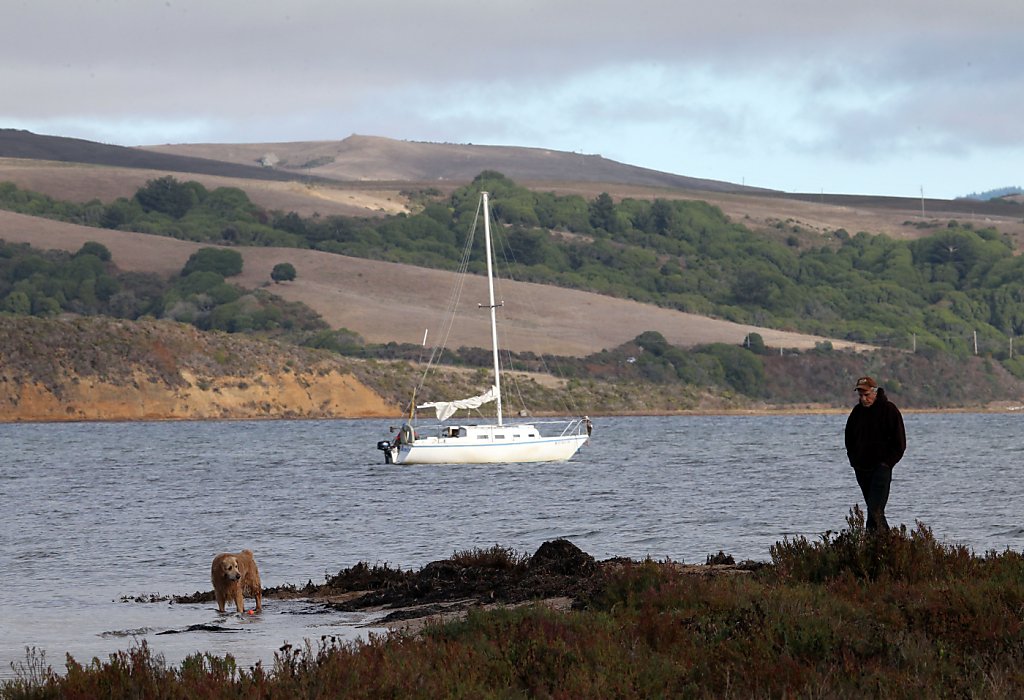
[974,330,978,355]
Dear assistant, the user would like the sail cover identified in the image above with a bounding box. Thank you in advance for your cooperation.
[418,385,498,421]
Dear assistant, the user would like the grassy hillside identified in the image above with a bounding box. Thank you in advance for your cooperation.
[0,210,868,356]
[5,129,1022,243]
[1,131,1023,415]
[3,170,1022,360]
[141,134,769,193]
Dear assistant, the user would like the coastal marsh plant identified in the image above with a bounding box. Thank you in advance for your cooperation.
[6,523,1024,698]
[769,505,980,583]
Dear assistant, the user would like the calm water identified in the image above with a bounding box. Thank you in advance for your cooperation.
[1,414,1022,677]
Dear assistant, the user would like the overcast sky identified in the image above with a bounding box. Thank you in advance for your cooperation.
[4,1,1022,199]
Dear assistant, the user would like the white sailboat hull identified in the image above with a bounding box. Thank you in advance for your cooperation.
[390,423,588,465]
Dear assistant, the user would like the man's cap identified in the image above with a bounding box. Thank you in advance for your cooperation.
[854,376,877,392]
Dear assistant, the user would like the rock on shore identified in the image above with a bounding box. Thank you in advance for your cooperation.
[165,539,765,634]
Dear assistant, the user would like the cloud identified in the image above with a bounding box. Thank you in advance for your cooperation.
[3,0,1023,197]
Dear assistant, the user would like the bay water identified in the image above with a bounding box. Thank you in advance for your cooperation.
[1,413,1021,678]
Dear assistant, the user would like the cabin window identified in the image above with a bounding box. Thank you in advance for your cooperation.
[494,435,504,440]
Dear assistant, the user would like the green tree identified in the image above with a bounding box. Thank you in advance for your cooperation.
[32,296,61,316]
[271,262,297,283]
[589,192,617,232]
[745,332,768,354]
[101,198,144,229]
[504,228,552,267]
[701,343,766,395]
[650,199,674,235]
[135,176,204,219]
[200,187,256,220]
[81,274,118,306]
[75,241,112,261]
[177,270,227,295]
[181,248,244,277]
[273,211,306,236]
[303,328,366,354]
[3,290,31,314]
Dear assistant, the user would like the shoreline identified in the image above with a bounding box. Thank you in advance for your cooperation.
[161,540,768,637]
[2,403,1021,425]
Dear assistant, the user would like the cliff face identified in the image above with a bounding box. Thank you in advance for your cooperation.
[0,316,397,422]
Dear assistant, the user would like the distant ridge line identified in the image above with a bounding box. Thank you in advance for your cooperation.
[0,129,320,183]
[1,129,767,194]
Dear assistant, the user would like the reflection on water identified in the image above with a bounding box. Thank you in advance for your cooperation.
[1,414,1021,676]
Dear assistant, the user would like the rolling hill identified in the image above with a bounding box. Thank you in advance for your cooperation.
[1,129,1022,359]
[0,128,316,182]
[3,129,1021,245]
[140,133,772,193]
[0,209,872,356]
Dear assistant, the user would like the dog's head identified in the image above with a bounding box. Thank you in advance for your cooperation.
[218,556,242,582]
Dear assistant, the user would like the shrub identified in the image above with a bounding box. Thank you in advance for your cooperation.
[181,248,243,277]
[271,262,297,283]
[448,545,528,570]
[769,506,978,583]
[744,332,768,354]
[135,176,204,219]
[74,241,112,261]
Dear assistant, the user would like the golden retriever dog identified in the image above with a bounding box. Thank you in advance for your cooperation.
[211,549,263,613]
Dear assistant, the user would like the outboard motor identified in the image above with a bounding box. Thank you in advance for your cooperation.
[376,440,394,464]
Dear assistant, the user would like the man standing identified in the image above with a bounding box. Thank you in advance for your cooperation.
[844,376,906,532]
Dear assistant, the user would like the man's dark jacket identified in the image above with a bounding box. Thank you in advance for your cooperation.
[844,388,906,469]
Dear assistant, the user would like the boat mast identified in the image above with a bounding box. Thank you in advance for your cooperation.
[481,191,503,426]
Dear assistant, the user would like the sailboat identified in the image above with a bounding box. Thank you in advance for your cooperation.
[375,191,591,465]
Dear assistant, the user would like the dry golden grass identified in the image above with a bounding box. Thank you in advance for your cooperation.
[0,157,406,218]
[137,135,1024,246]
[0,209,876,357]
[3,135,1020,358]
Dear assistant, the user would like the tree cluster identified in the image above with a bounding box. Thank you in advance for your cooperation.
[0,240,323,337]
[0,177,302,247]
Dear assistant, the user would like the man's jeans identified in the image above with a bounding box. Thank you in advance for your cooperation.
[854,463,892,531]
